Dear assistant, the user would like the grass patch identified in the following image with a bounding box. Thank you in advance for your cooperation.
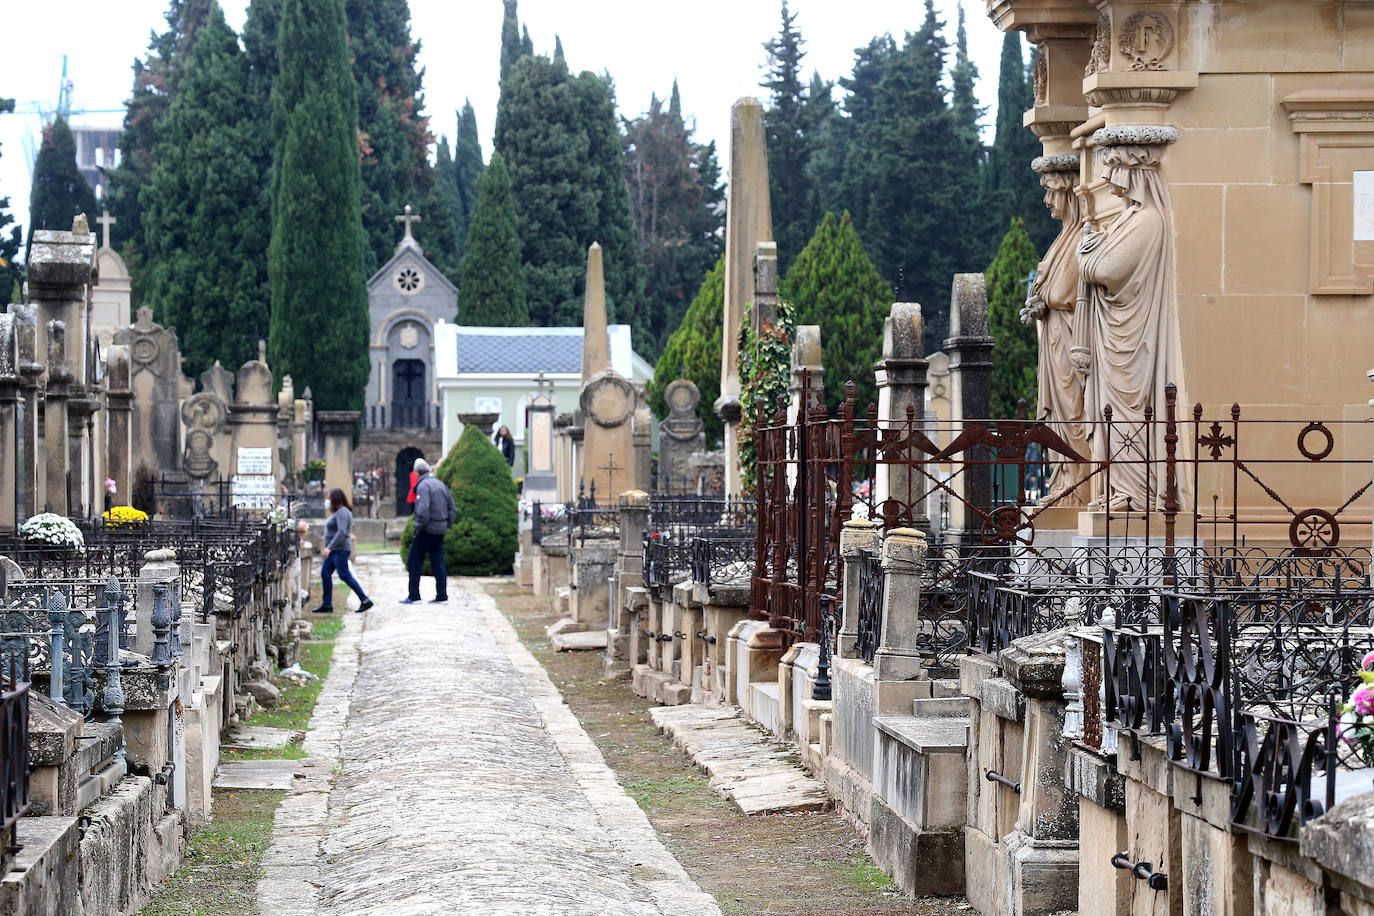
[141,788,284,915]
[845,855,901,893]
[624,774,721,809]
[232,610,343,742]
[221,742,307,761]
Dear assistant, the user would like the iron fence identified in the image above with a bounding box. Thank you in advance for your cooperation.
[0,648,29,876]
[690,536,755,590]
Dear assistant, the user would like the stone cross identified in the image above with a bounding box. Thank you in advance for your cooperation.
[97,211,116,249]
[395,205,421,241]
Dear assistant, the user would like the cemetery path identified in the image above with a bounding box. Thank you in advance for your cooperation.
[258,554,721,916]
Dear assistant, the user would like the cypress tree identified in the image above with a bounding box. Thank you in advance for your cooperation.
[268,0,370,411]
[26,117,97,257]
[622,81,724,352]
[499,0,523,84]
[140,5,266,375]
[457,152,527,326]
[986,217,1040,418]
[761,0,815,270]
[495,51,645,331]
[453,99,484,260]
[346,0,434,275]
[986,32,1053,252]
[242,0,281,312]
[950,5,982,152]
[431,137,464,284]
[649,254,724,445]
[0,98,21,304]
[105,0,215,265]
[780,211,890,415]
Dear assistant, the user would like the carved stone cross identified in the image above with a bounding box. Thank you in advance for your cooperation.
[395,204,421,241]
[97,211,116,249]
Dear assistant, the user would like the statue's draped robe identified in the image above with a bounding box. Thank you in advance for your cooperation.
[1032,189,1090,506]
[1078,153,1182,511]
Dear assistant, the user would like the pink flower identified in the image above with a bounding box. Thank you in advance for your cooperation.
[1353,685,1374,716]
[1363,650,1374,671]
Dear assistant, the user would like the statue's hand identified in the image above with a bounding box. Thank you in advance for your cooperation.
[1069,346,1092,380]
[1021,294,1047,325]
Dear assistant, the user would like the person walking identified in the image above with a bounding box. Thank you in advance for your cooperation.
[493,426,516,467]
[403,457,456,604]
[315,488,374,614]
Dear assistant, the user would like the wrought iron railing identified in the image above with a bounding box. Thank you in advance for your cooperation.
[690,536,755,590]
[855,549,883,665]
[0,648,30,876]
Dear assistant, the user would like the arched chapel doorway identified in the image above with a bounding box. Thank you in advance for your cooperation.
[395,446,424,516]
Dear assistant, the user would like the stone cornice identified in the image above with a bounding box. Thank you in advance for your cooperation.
[1281,89,1374,132]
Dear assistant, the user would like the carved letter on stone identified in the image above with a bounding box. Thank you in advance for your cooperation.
[1119,12,1174,72]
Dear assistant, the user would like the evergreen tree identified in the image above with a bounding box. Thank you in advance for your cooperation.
[432,136,464,284]
[452,99,484,260]
[241,0,281,315]
[457,152,527,326]
[26,117,97,257]
[104,0,215,270]
[950,5,982,152]
[780,211,890,416]
[829,2,981,348]
[985,217,1040,418]
[761,0,816,270]
[346,0,435,275]
[499,0,523,84]
[268,0,370,411]
[140,5,267,376]
[495,51,645,331]
[986,32,1053,251]
[649,254,724,445]
[0,97,21,305]
[622,81,724,352]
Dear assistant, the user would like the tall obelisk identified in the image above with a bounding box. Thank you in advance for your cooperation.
[715,97,774,497]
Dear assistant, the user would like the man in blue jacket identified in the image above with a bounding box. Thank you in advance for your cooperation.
[402,458,456,604]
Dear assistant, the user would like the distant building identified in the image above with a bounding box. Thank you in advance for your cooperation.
[70,124,121,200]
[434,323,653,476]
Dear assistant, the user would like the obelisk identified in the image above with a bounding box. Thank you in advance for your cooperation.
[715,97,774,497]
[576,243,636,503]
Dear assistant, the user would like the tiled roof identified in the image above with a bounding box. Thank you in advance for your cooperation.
[454,329,582,374]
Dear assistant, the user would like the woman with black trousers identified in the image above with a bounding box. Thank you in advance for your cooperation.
[316,488,374,614]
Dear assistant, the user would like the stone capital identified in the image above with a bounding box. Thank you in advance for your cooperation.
[881,527,928,572]
[840,517,881,558]
[618,489,650,510]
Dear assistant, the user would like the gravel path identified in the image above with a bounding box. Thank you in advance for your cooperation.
[257,554,719,916]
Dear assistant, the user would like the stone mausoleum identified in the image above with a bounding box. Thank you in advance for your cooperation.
[357,206,454,514]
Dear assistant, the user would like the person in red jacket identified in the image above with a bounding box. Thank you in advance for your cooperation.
[407,468,419,513]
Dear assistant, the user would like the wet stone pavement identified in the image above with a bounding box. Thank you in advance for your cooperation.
[256,554,720,916]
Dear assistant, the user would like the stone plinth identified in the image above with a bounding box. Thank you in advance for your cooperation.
[316,411,360,502]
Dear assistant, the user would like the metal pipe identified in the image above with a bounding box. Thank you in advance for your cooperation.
[1111,852,1167,891]
[984,769,1021,794]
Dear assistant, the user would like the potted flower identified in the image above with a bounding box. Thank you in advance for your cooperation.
[19,513,85,555]
[102,505,149,530]
[1338,651,1374,767]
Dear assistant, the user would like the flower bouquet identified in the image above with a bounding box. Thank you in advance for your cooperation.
[1338,651,1374,766]
[19,513,85,552]
[102,505,149,529]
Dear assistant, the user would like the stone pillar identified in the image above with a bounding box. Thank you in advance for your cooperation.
[753,241,779,329]
[632,390,652,493]
[136,549,180,658]
[105,345,133,511]
[15,306,41,518]
[317,411,359,504]
[113,307,183,510]
[838,518,880,658]
[716,98,773,498]
[0,314,18,529]
[608,489,650,676]
[576,244,636,502]
[788,326,824,425]
[43,320,72,516]
[276,375,295,482]
[292,399,309,472]
[876,303,930,532]
[873,527,928,682]
[943,274,994,539]
[658,379,705,492]
[523,376,557,504]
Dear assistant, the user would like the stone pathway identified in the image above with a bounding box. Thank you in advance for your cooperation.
[256,554,720,916]
[650,705,832,815]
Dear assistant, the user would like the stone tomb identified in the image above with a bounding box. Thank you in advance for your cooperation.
[658,379,705,492]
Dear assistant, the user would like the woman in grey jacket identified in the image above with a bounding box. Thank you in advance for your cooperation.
[315,488,374,614]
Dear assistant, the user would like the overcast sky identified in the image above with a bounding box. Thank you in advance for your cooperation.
[2,0,1012,240]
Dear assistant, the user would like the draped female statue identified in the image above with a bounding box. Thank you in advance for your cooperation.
[1022,155,1090,506]
[1074,127,1182,511]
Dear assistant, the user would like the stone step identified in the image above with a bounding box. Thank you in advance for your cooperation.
[551,629,608,652]
[649,704,831,816]
[912,696,971,718]
[224,726,302,750]
[214,759,307,790]
[874,715,969,754]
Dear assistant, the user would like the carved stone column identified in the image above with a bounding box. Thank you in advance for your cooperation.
[44,320,72,516]
[0,314,19,529]
[106,345,134,512]
[876,303,930,533]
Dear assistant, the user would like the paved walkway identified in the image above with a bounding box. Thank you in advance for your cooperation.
[257,554,720,916]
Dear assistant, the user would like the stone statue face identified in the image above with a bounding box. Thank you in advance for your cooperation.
[1045,187,1071,221]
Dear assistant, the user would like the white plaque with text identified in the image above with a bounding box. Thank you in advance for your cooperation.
[236,447,274,475]
[1356,171,1374,241]
[231,475,277,509]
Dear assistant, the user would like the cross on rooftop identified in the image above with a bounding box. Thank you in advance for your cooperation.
[97,211,116,249]
[395,205,421,241]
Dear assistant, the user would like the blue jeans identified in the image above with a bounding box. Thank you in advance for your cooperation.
[321,550,368,607]
[408,530,448,600]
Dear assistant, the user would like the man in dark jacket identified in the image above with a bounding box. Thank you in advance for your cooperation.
[402,458,456,604]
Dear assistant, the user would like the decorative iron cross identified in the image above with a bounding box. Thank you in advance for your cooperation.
[395,204,421,240]
[97,211,116,249]
[1198,421,1235,460]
